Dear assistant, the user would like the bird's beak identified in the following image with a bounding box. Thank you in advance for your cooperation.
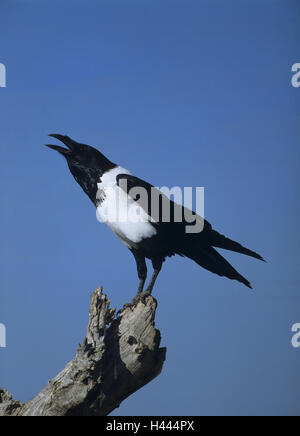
[45,134,80,156]
[45,143,71,156]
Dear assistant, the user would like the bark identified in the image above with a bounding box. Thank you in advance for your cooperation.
[0,287,166,416]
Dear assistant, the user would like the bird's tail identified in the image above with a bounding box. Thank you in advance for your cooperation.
[208,230,265,262]
[182,245,253,289]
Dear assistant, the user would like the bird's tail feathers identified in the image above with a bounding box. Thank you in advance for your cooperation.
[208,230,265,262]
[182,245,253,289]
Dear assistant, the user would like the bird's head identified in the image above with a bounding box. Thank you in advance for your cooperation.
[45,134,116,204]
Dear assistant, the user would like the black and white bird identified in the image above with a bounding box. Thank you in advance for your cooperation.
[46,134,264,299]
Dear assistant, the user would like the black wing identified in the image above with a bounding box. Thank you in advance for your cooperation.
[116,173,264,260]
[116,173,264,288]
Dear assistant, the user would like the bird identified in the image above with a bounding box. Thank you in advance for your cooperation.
[46,134,265,301]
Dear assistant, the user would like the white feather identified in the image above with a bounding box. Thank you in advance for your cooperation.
[96,166,157,248]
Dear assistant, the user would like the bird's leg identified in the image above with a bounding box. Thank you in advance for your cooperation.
[125,253,163,308]
[137,276,146,294]
[120,251,148,310]
[144,258,163,295]
[130,249,147,295]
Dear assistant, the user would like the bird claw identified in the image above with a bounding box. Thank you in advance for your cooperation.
[122,291,152,311]
[134,290,152,305]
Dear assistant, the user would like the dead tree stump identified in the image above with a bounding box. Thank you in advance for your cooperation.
[0,286,166,416]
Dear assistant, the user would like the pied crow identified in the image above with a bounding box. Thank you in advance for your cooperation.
[46,134,265,299]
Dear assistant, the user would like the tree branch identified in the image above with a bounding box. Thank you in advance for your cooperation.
[0,286,166,416]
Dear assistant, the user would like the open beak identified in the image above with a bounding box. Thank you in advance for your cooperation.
[45,134,79,156]
[45,143,71,156]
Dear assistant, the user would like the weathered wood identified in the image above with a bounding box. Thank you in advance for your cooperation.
[0,287,166,416]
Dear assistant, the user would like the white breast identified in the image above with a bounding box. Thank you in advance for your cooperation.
[96,166,157,248]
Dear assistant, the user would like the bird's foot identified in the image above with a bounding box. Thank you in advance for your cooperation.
[122,291,152,311]
[133,290,152,305]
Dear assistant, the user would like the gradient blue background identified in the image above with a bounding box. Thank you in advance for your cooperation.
[0,0,299,416]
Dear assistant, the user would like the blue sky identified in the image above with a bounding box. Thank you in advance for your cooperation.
[0,0,299,416]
